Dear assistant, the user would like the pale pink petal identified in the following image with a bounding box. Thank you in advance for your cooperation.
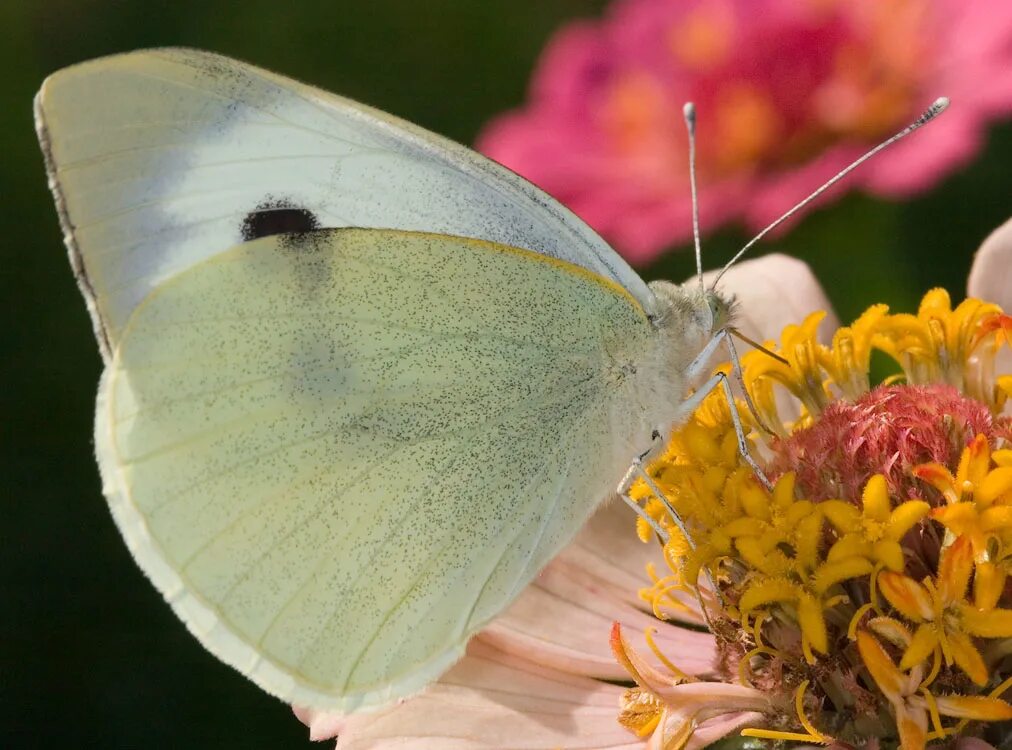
[968,218,1012,392]
[566,497,670,600]
[968,217,1012,310]
[702,254,839,344]
[638,686,770,749]
[650,680,770,718]
[299,639,642,749]
[684,711,765,750]
[294,705,352,743]
[562,499,703,622]
[484,500,716,681]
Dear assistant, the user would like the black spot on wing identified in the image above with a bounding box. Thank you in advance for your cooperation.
[241,198,320,242]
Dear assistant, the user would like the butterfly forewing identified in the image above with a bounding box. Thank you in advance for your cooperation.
[35,48,655,359]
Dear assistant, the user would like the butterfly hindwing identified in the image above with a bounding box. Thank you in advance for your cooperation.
[99,228,654,709]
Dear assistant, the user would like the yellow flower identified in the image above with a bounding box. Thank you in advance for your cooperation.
[821,474,929,572]
[877,534,1012,686]
[874,290,1004,400]
[857,629,1012,750]
[619,285,1012,750]
[917,434,1012,557]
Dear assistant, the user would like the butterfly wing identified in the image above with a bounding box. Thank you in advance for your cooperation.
[35,47,654,360]
[100,228,655,709]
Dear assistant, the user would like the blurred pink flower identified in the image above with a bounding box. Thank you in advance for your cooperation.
[477,0,1012,262]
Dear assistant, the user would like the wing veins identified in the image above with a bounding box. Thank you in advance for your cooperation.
[128,62,376,150]
[458,405,593,640]
[133,54,635,297]
[286,378,601,687]
[222,378,600,669]
[114,334,461,421]
[147,421,390,516]
[340,400,590,686]
[175,372,601,579]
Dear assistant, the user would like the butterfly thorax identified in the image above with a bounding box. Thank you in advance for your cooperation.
[617,280,735,452]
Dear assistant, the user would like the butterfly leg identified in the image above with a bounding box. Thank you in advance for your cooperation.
[675,369,773,492]
[682,329,772,439]
[620,329,771,546]
[617,439,725,616]
[618,467,669,542]
[616,436,681,545]
[721,331,781,437]
[675,329,774,489]
[616,330,774,614]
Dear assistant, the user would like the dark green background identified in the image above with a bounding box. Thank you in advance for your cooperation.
[2,1,1008,747]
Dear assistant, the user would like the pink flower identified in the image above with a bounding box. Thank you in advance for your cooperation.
[477,0,1012,262]
[295,222,1012,749]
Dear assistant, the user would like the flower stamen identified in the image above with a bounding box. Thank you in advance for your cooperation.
[740,681,831,745]
[848,602,876,640]
[644,627,695,683]
[920,687,947,740]
[918,645,942,690]
[794,679,831,744]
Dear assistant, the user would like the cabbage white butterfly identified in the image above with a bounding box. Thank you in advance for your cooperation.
[35,48,946,712]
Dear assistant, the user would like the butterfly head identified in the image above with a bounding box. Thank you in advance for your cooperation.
[634,280,737,435]
[647,280,736,347]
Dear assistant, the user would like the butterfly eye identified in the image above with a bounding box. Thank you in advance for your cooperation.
[705,291,731,331]
[706,292,720,321]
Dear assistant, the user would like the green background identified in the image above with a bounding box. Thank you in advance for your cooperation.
[2,1,1008,747]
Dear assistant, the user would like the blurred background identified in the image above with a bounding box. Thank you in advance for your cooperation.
[2,0,1008,747]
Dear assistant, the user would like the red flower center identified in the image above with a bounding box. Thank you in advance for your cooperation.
[769,383,1009,503]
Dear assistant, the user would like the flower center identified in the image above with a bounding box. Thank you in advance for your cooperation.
[770,383,1003,503]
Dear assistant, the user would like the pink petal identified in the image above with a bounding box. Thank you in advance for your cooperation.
[650,680,770,719]
[685,712,765,750]
[861,110,983,196]
[297,639,643,749]
[742,147,860,235]
[968,218,1012,390]
[484,500,716,681]
[476,0,1012,262]
[702,254,839,344]
[968,217,1012,310]
[293,705,350,743]
[567,497,671,600]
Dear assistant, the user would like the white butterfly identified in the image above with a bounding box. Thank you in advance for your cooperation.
[35,48,946,712]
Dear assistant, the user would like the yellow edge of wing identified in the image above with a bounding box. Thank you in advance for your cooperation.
[416,230,649,322]
[138,227,649,324]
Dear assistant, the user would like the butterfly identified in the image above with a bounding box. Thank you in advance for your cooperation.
[34,48,945,712]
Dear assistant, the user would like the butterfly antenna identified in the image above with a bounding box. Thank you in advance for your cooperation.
[711,96,950,289]
[683,102,704,291]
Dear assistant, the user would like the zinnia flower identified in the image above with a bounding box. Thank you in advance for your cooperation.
[296,221,1012,749]
[477,0,1012,261]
